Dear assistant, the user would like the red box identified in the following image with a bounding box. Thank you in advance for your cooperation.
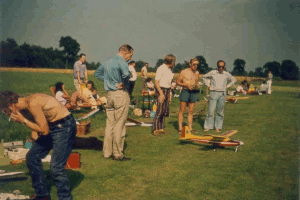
[65,152,81,169]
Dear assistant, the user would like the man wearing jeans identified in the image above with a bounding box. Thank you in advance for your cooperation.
[94,44,133,161]
[202,60,236,132]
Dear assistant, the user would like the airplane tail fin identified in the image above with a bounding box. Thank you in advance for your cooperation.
[181,126,193,138]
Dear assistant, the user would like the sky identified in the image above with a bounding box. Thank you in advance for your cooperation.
[1,0,299,72]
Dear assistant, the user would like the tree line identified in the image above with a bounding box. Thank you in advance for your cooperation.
[1,37,299,80]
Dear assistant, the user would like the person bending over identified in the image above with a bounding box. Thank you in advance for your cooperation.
[0,90,76,200]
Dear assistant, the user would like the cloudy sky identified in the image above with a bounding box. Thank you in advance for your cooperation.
[1,0,299,71]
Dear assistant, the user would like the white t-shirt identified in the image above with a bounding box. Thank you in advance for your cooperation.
[236,85,244,92]
[141,66,147,78]
[55,91,67,106]
[155,64,174,88]
[129,65,137,81]
[260,84,268,92]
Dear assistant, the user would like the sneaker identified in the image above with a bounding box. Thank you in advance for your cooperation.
[153,130,159,136]
[233,99,238,103]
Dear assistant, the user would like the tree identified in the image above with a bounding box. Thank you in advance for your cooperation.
[59,36,80,68]
[263,61,280,77]
[155,59,164,69]
[231,59,246,76]
[254,67,264,77]
[280,60,299,80]
[248,71,254,77]
[173,63,184,73]
[195,55,209,74]
[135,60,145,72]
[0,38,18,66]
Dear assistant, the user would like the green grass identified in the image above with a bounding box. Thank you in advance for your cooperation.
[0,71,299,200]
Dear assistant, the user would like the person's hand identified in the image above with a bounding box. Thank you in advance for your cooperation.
[31,131,39,141]
[10,110,25,124]
[85,80,88,83]
[117,82,125,89]
[158,94,165,103]
[79,80,83,85]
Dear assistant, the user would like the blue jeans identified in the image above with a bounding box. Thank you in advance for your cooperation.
[26,115,76,200]
[204,91,226,130]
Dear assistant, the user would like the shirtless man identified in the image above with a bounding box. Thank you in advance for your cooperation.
[0,91,76,200]
[176,58,200,133]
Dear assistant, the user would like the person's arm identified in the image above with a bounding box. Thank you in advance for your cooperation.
[226,73,237,89]
[77,71,82,85]
[155,80,165,103]
[94,63,105,82]
[62,84,70,98]
[10,99,49,135]
[120,62,130,88]
[202,71,214,89]
[84,65,88,83]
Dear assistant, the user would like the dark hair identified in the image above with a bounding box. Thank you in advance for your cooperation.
[128,60,136,65]
[263,81,266,84]
[119,44,134,52]
[86,81,96,91]
[144,62,148,65]
[55,82,64,94]
[146,78,152,82]
[0,91,19,110]
[163,54,176,65]
[217,60,226,67]
[79,53,86,58]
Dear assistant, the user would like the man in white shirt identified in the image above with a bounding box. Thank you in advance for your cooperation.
[260,81,268,94]
[202,60,236,132]
[267,70,273,94]
[128,60,137,99]
[152,54,175,136]
[73,54,88,92]
[141,63,148,90]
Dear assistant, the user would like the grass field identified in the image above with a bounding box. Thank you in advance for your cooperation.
[0,70,299,200]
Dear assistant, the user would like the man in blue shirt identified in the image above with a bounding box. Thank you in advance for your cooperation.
[202,60,236,132]
[94,44,133,161]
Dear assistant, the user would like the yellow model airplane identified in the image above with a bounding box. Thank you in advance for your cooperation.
[179,126,244,152]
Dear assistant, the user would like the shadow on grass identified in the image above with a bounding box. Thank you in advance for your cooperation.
[0,176,28,182]
[178,141,237,152]
[44,169,84,194]
[74,136,103,151]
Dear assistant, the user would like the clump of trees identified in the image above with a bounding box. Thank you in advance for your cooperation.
[0,37,100,70]
[1,37,299,80]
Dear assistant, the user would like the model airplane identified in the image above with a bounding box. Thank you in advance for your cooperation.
[179,126,244,152]
[0,170,24,178]
[126,117,153,127]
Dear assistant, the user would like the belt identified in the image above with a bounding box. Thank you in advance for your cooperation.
[210,90,225,92]
[160,87,171,90]
[49,114,72,126]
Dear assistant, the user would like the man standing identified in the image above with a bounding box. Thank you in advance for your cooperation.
[267,70,273,94]
[128,60,137,99]
[202,60,236,132]
[73,54,88,92]
[176,58,200,133]
[152,54,175,136]
[94,44,133,161]
[141,63,148,90]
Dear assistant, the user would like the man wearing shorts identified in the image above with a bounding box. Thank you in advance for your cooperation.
[176,58,200,133]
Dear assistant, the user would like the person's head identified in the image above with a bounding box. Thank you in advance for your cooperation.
[119,44,134,61]
[55,82,64,93]
[79,53,86,63]
[146,78,152,83]
[86,81,96,91]
[128,60,136,67]
[0,90,20,115]
[217,60,226,73]
[163,54,176,68]
[189,57,199,72]
[144,63,148,68]
[268,70,272,74]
